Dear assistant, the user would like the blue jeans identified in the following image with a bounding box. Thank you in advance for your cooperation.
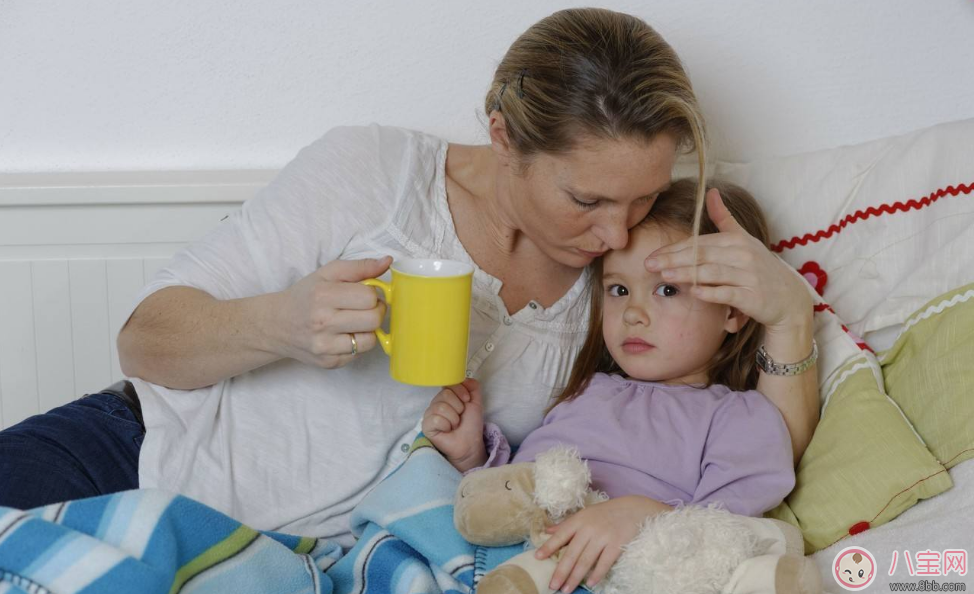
[0,391,143,509]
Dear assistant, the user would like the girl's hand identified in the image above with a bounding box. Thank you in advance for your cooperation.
[535,496,672,593]
[421,379,486,472]
[644,189,813,333]
[274,256,392,369]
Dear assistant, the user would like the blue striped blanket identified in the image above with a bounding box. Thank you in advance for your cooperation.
[0,437,527,594]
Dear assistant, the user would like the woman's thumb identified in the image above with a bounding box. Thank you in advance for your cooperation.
[321,256,393,282]
[706,188,742,233]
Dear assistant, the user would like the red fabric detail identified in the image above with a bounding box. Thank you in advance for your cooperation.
[849,521,871,535]
[798,261,828,296]
[771,182,974,253]
[811,302,874,352]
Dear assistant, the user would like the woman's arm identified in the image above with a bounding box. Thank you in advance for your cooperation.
[755,313,819,465]
[118,257,390,390]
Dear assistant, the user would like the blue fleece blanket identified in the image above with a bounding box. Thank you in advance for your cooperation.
[0,437,525,594]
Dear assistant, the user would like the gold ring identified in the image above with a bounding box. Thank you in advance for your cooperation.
[349,333,358,356]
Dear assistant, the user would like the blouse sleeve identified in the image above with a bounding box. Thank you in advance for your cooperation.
[691,390,796,517]
[124,125,396,320]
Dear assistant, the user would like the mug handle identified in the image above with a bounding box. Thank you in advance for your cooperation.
[361,279,393,356]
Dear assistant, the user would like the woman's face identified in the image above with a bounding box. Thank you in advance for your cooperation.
[501,133,678,268]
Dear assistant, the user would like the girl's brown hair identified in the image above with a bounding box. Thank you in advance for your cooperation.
[487,8,708,238]
[552,178,771,408]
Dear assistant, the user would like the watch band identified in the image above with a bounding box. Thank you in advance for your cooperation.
[756,340,818,376]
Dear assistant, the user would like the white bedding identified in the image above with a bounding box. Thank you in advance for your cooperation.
[812,459,974,592]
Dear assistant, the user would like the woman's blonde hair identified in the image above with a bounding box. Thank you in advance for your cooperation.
[487,8,708,237]
[552,178,771,409]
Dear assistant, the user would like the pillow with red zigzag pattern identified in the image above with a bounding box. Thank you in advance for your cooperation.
[677,117,974,341]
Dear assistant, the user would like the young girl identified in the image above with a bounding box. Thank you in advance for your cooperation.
[422,179,796,594]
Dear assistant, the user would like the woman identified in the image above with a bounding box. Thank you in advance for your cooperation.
[0,8,816,549]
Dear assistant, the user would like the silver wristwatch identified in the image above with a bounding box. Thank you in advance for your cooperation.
[756,340,818,376]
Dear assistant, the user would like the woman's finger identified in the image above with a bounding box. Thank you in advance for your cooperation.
[690,285,753,311]
[706,188,746,234]
[347,331,376,354]
[315,331,372,357]
[325,280,384,310]
[319,256,393,284]
[648,245,757,273]
[330,307,387,333]
[646,228,752,259]
[661,263,759,289]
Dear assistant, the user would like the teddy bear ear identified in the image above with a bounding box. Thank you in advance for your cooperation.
[532,445,592,520]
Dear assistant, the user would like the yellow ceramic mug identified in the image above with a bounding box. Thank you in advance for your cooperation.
[362,258,474,386]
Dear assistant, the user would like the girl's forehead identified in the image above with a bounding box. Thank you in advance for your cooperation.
[602,224,690,275]
[619,223,690,256]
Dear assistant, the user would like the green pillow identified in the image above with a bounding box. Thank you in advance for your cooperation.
[766,327,952,553]
[881,283,974,469]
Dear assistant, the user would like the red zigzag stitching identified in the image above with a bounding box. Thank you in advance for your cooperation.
[772,182,974,253]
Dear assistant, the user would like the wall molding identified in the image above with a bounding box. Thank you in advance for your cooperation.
[0,170,277,207]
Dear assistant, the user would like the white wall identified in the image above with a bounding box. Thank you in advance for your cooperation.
[2,0,973,172]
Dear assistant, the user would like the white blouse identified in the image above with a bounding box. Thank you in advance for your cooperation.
[125,124,591,548]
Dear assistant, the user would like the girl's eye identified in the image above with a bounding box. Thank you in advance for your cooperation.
[570,194,598,209]
[607,284,628,297]
[654,284,679,298]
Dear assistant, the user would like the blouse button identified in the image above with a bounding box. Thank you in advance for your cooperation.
[503,315,513,326]
[465,369,473,378]
[528,301,538,310]
[485,342,494,352]
[400,444,409,453]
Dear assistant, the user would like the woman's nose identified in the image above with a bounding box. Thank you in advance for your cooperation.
[594,211,629,251]
[623,306,649,327]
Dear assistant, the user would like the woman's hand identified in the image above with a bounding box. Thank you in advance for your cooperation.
[646,189,819,462]
[272,256,391,369]
[644,188,812,332]
[535,496,672,593]
[422,379,487,472]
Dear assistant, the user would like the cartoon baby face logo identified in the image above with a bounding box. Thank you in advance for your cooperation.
[833,546,877,590]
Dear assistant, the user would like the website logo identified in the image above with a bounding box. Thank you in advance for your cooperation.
[833,546,877,590]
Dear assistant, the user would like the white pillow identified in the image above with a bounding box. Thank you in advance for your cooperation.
[676,118,974,338]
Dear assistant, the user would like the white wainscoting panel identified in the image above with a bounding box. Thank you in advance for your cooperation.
[0,170,275,428]
[0,261,39,429]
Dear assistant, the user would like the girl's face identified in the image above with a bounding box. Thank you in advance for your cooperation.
[501,134,677,268]
[601,223,747,385]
